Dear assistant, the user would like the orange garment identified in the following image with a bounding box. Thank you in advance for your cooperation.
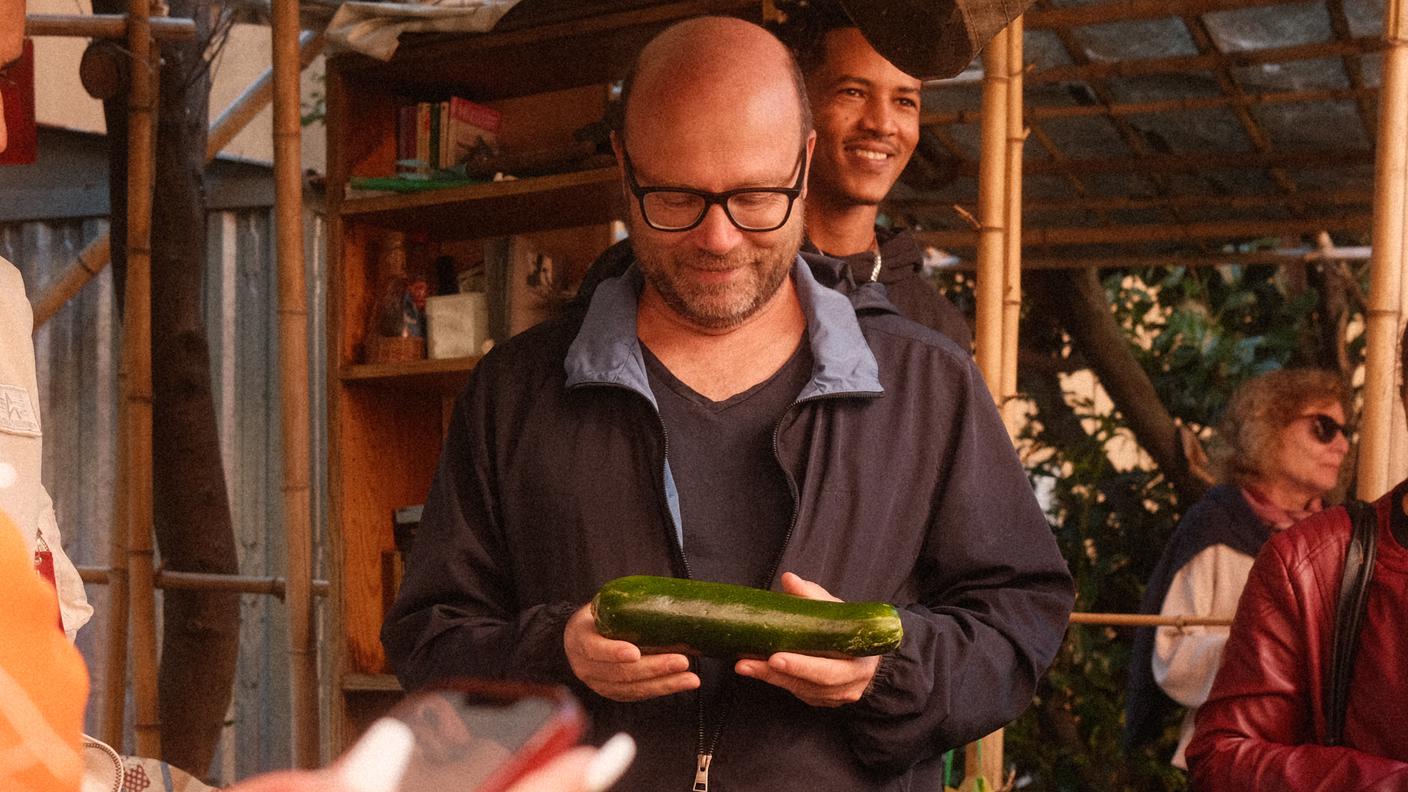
[0,510,88,792]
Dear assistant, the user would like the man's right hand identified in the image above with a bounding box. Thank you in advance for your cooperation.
[564,603,699,701]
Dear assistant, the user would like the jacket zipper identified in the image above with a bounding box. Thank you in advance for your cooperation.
[694,390,878,792]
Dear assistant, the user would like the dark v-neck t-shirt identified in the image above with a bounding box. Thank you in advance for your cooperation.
[641,335,814,589]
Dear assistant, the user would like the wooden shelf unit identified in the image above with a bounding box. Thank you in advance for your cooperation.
[324,0,760,750]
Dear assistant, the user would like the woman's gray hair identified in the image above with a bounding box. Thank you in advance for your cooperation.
[1208,368,1349,486]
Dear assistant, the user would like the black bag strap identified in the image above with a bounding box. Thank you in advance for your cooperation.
[1324,500,1377,746]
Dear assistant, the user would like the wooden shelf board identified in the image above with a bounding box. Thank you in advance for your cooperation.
[340,355,480,393]
[342,673,404,693]
[340,167,621,239]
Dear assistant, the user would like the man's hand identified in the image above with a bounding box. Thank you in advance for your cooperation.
[734,572,881,707]
[564,602,700,701]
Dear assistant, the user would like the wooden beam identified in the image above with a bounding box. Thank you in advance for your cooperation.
[25,13,196,40]
[923,86,1379,126]
[954,146,1375,176]
[1024,0,1311,31]
[913,211,1374,248]
[1029,36,1386,84]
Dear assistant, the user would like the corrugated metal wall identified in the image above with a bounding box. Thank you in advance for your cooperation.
[0,208,327,785]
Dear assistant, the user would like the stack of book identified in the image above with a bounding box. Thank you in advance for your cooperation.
[397,96,502,176]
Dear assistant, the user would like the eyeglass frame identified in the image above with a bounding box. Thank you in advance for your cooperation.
[620,146,808,233]
[1302,413,1350,445]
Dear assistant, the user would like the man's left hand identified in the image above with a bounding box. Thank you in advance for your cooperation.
[734,572,881,708]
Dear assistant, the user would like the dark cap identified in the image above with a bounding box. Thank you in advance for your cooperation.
[835,0,1033,79]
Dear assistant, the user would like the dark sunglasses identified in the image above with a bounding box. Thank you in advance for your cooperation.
[1304,413,1349,444]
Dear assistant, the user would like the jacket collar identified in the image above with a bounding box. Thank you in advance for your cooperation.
[564,255,884,402]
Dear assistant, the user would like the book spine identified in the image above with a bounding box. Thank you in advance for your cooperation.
[416,102,431,174]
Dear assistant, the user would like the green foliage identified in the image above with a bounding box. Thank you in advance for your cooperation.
[937,262,1368,790]
[1113,265,1321,428]
[301,73,326,128]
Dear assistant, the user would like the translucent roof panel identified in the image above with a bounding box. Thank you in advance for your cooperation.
[1122,108,1254,156]
[1032,115,1136,160]
[1024,29,1076,70]
[1069,17,1199,62]
[1231,58,1350,92]
[1252,100,1370,150]
[1342,0,1386,38]
[1202,4,1333,52]
[1102,73,1224,105]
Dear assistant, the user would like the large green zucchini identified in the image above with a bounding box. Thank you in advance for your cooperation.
[591,575,903,659]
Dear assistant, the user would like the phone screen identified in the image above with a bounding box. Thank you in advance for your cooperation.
[389,685,581,792]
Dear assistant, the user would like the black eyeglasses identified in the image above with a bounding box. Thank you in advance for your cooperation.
[621,147,806,233]
[1304,413,1349,444]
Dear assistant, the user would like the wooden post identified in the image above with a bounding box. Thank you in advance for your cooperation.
[102,402,131,747]
[272,0,320,768]
[1358,0,1408,501]
[1000,16,1026,434]
[120,0,162,759]
[968,24,1013,792]
[975,29,1009,392]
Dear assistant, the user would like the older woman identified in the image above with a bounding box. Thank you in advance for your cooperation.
[1125,369,1351,767]
[1187,328,1408,788]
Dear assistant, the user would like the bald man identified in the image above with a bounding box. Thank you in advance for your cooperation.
[577,6,972,349]
[383,18,1071,792]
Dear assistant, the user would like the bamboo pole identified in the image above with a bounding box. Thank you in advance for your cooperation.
[1068,613,1232,627]
[271,0,319,767]
[1000,16,1025,434]
[122,0,161,759]
[31,32,325,331]
[101,397,131,747]
[974,31,1008,392]
[1392,266,1408,479]
[967,28,1011,792]
[999,248,1373,271]
[78,566,332,597]
[912,212,1375,249]
[208,30,323,159]
[1019,186,1372,213]
[24,13,196,39]
[1357,0,1408,502]
[922,86,1378,126]
[31,237,110,330]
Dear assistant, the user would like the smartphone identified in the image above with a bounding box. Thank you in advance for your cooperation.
[385,679,586,792]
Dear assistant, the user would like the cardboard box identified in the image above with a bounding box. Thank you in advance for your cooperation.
[426,292,490,359]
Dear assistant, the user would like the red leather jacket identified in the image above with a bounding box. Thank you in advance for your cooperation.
[1186,482,1408,790]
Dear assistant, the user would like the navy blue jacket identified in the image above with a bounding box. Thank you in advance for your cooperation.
[382,257,1073,791]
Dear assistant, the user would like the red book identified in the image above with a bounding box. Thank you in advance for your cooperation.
[0,39,37,165]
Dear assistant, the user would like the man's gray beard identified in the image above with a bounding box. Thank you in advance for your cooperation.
[631,217,802,330]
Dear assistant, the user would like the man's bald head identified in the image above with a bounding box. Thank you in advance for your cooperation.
[617,17,812,152]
